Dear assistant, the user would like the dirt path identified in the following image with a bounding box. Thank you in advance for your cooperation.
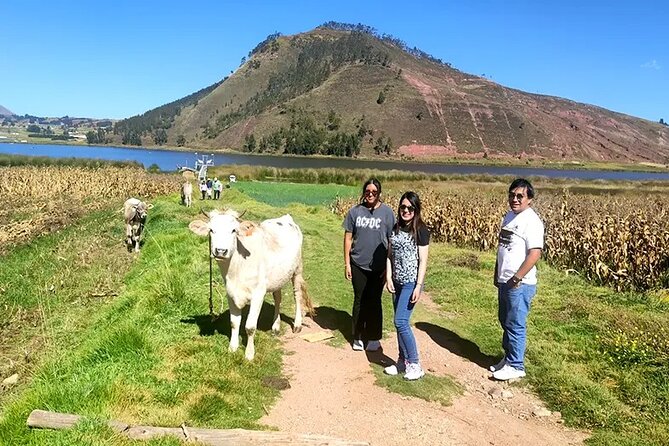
[261,300,588,445]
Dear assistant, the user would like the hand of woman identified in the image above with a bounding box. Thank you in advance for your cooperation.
[345,264,352,281]
[410,287,422,303]
[386,278,395,294]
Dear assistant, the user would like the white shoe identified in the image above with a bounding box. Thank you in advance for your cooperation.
[489,357,507,372]
[352,339,364,351]
[492,364,526,381]
[403,362,425,381]
[365,340,381,351]
[384,361,406,375]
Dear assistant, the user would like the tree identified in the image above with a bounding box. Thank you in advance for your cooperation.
[326,110,341,131]
[376,90,386,104]
[97,127,107,144]
[176,134,186,146]
[661,118,667,126]
[243,133,256,152]
[86,130,99,144]
[153,129,167,145]
[122,131,142,146]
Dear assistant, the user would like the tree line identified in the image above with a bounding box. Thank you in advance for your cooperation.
[319,21,452,68]
[113,78,225,144]
[205,32,393,139]
[241,108,391,158]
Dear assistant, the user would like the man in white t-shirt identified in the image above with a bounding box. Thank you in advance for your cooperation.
[491,178,544,381]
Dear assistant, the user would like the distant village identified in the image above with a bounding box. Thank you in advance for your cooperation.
[0,112,115,144]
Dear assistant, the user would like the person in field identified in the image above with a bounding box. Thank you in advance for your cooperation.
[343,178,395,352]
[384,191,430,380]
[491,178,544,381]
[213,177,222,199]
[206,177,213,199]
[199,180,207,200]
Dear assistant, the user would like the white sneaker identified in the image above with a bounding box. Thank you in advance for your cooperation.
[352,339,364,351]
[403,362,425,381]
[492,364,526,381]
[489,357,507,372]
[365,340,381,351]
[384,361,406,375]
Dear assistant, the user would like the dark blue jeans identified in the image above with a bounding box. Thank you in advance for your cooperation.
[393,281,418,363]
[498,283,536,370]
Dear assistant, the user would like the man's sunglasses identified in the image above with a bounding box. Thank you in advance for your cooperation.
[508,193,525,201]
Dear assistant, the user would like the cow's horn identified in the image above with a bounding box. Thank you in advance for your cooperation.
[200,209,210,219]
[238,209,247,219]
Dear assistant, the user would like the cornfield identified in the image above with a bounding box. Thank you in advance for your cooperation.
[332,189,669,291]
[0,165,181,251]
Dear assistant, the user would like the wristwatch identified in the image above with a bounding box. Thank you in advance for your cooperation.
[509,275,521,286]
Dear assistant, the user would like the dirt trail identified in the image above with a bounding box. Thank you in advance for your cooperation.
[261,301,588,446]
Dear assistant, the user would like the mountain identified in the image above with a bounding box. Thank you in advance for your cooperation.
[0,105,14,117]
[116,24,669,163]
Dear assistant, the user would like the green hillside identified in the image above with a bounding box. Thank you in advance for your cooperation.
[112,23,669,164]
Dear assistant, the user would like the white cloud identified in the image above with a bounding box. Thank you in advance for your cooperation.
[641,60,661,70]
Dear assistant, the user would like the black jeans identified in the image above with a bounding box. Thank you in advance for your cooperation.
[350,262,384,342]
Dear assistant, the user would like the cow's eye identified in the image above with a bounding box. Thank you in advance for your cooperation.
[232,229,237,234]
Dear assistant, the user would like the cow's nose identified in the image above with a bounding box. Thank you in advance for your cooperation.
[214,248,228,257]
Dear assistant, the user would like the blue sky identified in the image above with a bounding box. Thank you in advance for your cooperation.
[1,0,666,122]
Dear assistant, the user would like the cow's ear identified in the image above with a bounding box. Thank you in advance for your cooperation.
[188,220,209,237]
[146,203,154,209]
[238,221,257,237]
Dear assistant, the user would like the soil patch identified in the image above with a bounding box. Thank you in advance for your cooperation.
[261,301,588,445]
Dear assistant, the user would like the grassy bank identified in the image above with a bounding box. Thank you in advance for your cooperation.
[1,180,668,445]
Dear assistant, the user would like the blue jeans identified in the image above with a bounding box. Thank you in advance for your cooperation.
[498,283,536,370]
[393,282,418,363]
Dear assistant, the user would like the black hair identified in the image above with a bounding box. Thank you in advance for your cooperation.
[509,178,535,199]
[359,178,382,204]
[393,191,426,243]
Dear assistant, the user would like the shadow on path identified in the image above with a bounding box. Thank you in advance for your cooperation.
[415,321,497,370]
[312,305,353,343]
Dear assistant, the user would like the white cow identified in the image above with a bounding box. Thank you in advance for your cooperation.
[181,182,193,207]
[189,209,315,360]
[123,198,153,252]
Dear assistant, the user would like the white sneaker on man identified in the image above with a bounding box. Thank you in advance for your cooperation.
[352,339,364,351]
[403,362,425,381]
[365,340,381,351]
[492,364,526,381]
[384,361,406,376]
[489,357,507,372]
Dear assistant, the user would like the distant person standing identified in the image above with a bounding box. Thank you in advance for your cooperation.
[491,178,544,381]
[384,191,430,380]
[206,177,213,200]
[199,180,207,200]
[343,178,395,352]
[213,177,222,200]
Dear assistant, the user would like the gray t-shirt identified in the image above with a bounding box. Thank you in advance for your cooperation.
[343,203,395,271]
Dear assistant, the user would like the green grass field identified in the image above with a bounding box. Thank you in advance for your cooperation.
[1,181,668,445]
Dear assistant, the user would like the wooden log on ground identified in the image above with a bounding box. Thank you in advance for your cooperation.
[26,409,369,445]
[27,409,128,433]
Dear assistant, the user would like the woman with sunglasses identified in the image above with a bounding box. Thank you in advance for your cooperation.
[384,191,430,380]
[343,178,395,352]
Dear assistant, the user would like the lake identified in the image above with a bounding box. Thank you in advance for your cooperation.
[2,142,669,181]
